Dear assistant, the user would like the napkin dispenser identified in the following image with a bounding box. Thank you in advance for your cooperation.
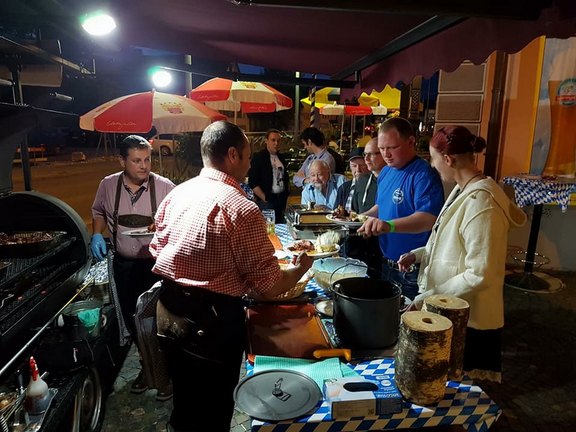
[323,376,403,419]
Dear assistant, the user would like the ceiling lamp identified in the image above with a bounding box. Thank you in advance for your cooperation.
[81,11,117,36]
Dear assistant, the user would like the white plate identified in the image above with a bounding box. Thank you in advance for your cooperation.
[122,229,154,237]
[315,300,333,317]
[325,214,365,227]
[284,243,340,259]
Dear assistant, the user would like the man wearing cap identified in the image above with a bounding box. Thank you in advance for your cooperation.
[335,147,369,210]
[346,138,387,272]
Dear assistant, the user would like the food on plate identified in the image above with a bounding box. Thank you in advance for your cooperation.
[332,205,349,219]
[315,230,340,252]
[287,239,315,253]
[331,206,368,223]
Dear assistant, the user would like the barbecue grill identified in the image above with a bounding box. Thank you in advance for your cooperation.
[0,191,91,366]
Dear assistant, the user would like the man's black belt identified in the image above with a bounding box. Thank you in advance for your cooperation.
[161,278,245,311]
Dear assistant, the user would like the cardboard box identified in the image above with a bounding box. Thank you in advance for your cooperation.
[323,375,403,419]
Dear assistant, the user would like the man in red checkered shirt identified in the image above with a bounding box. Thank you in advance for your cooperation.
[150,121,313,432]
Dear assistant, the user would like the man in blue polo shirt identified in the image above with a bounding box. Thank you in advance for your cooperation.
[358,117,444,300]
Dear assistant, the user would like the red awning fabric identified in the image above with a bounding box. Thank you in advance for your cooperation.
[4,0,575,97]
[350,2,576,94]
[110,0,576,96]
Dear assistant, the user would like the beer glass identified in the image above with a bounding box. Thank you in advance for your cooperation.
[262,209,275,235]
[545,79,576,176]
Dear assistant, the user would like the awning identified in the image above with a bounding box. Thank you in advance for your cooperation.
[110,0,576,93]
[1,0,575,95]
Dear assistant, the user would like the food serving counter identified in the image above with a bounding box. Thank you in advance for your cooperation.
[243,225,502,432]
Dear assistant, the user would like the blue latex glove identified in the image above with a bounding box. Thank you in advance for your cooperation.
[91,233,107,261]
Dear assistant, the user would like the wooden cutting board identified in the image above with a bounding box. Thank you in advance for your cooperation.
[246,304,332,362]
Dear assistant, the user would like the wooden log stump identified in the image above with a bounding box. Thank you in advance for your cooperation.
[423,295,470,381]
[395,311,453,406]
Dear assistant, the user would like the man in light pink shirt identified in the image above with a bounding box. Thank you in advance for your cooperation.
[91,135,174,399]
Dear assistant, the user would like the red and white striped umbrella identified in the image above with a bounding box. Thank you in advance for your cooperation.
[79,90,226,134]
[319,104,387,116]
[189,78,293,114]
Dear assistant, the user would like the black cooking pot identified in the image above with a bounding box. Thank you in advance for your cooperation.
[332,277,401,349]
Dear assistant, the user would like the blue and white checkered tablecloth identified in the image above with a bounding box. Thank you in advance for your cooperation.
[248,358,501,432]
[503,175,576,212]
[246,226,502,432]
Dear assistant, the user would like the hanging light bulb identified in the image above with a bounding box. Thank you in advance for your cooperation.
[81,11,117,36]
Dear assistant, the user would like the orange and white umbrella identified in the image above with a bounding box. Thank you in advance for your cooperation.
[189,78,293,114]
[79,90,226,134]
[320,103,388,149]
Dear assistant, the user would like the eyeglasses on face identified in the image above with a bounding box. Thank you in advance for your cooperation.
[363,151,380,158]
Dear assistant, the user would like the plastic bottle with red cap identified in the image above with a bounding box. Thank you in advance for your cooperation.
[24,356,50,415]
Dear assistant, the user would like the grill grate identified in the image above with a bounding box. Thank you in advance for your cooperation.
[0,260,81,333]
[0,238,75,292]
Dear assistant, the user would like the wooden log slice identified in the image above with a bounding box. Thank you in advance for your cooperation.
[395,311,453,406]
[423,295,470,381]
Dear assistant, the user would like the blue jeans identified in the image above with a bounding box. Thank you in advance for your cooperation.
[379,259,420,301]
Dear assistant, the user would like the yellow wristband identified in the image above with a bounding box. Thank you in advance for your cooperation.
[385,220,396,233]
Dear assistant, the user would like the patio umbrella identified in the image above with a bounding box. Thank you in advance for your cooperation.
[189,77,293,123]
[319,103,388,148]
[300,87,341,108]
[79,90,226,134]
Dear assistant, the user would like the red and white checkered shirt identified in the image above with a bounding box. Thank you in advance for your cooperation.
[150,168,281,297]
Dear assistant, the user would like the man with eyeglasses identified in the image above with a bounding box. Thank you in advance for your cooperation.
[342,138,385,272]
[352,137,385,213]
[357,117,444,300]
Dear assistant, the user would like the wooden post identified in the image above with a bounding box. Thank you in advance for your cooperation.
[395,311,453,405]
[423,295,470,381]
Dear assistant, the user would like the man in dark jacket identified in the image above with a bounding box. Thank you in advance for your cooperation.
[335,147,368,210]
[248,129,290,222]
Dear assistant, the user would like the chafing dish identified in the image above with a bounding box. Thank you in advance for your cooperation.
[284,204,345,239]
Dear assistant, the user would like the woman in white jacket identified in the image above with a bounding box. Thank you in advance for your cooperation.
[398,125,526,383]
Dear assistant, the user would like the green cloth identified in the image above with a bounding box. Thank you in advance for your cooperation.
[77,308,100,332]
[253,355,359,389]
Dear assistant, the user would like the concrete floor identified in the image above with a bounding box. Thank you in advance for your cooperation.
[101,269,576,432]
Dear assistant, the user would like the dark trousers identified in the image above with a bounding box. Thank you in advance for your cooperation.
[112,255,160,337]
[158,281,247,432]
[344,235,382,274]
[379,259,420,301]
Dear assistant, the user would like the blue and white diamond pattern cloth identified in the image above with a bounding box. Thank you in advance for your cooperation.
[503,175,576,212]
[249,226,502,432]
[249,358,501,432]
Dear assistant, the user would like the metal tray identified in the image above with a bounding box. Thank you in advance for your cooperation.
[0,231,67,258]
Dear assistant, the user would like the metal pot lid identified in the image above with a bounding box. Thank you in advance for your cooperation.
[233,369,321,422]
